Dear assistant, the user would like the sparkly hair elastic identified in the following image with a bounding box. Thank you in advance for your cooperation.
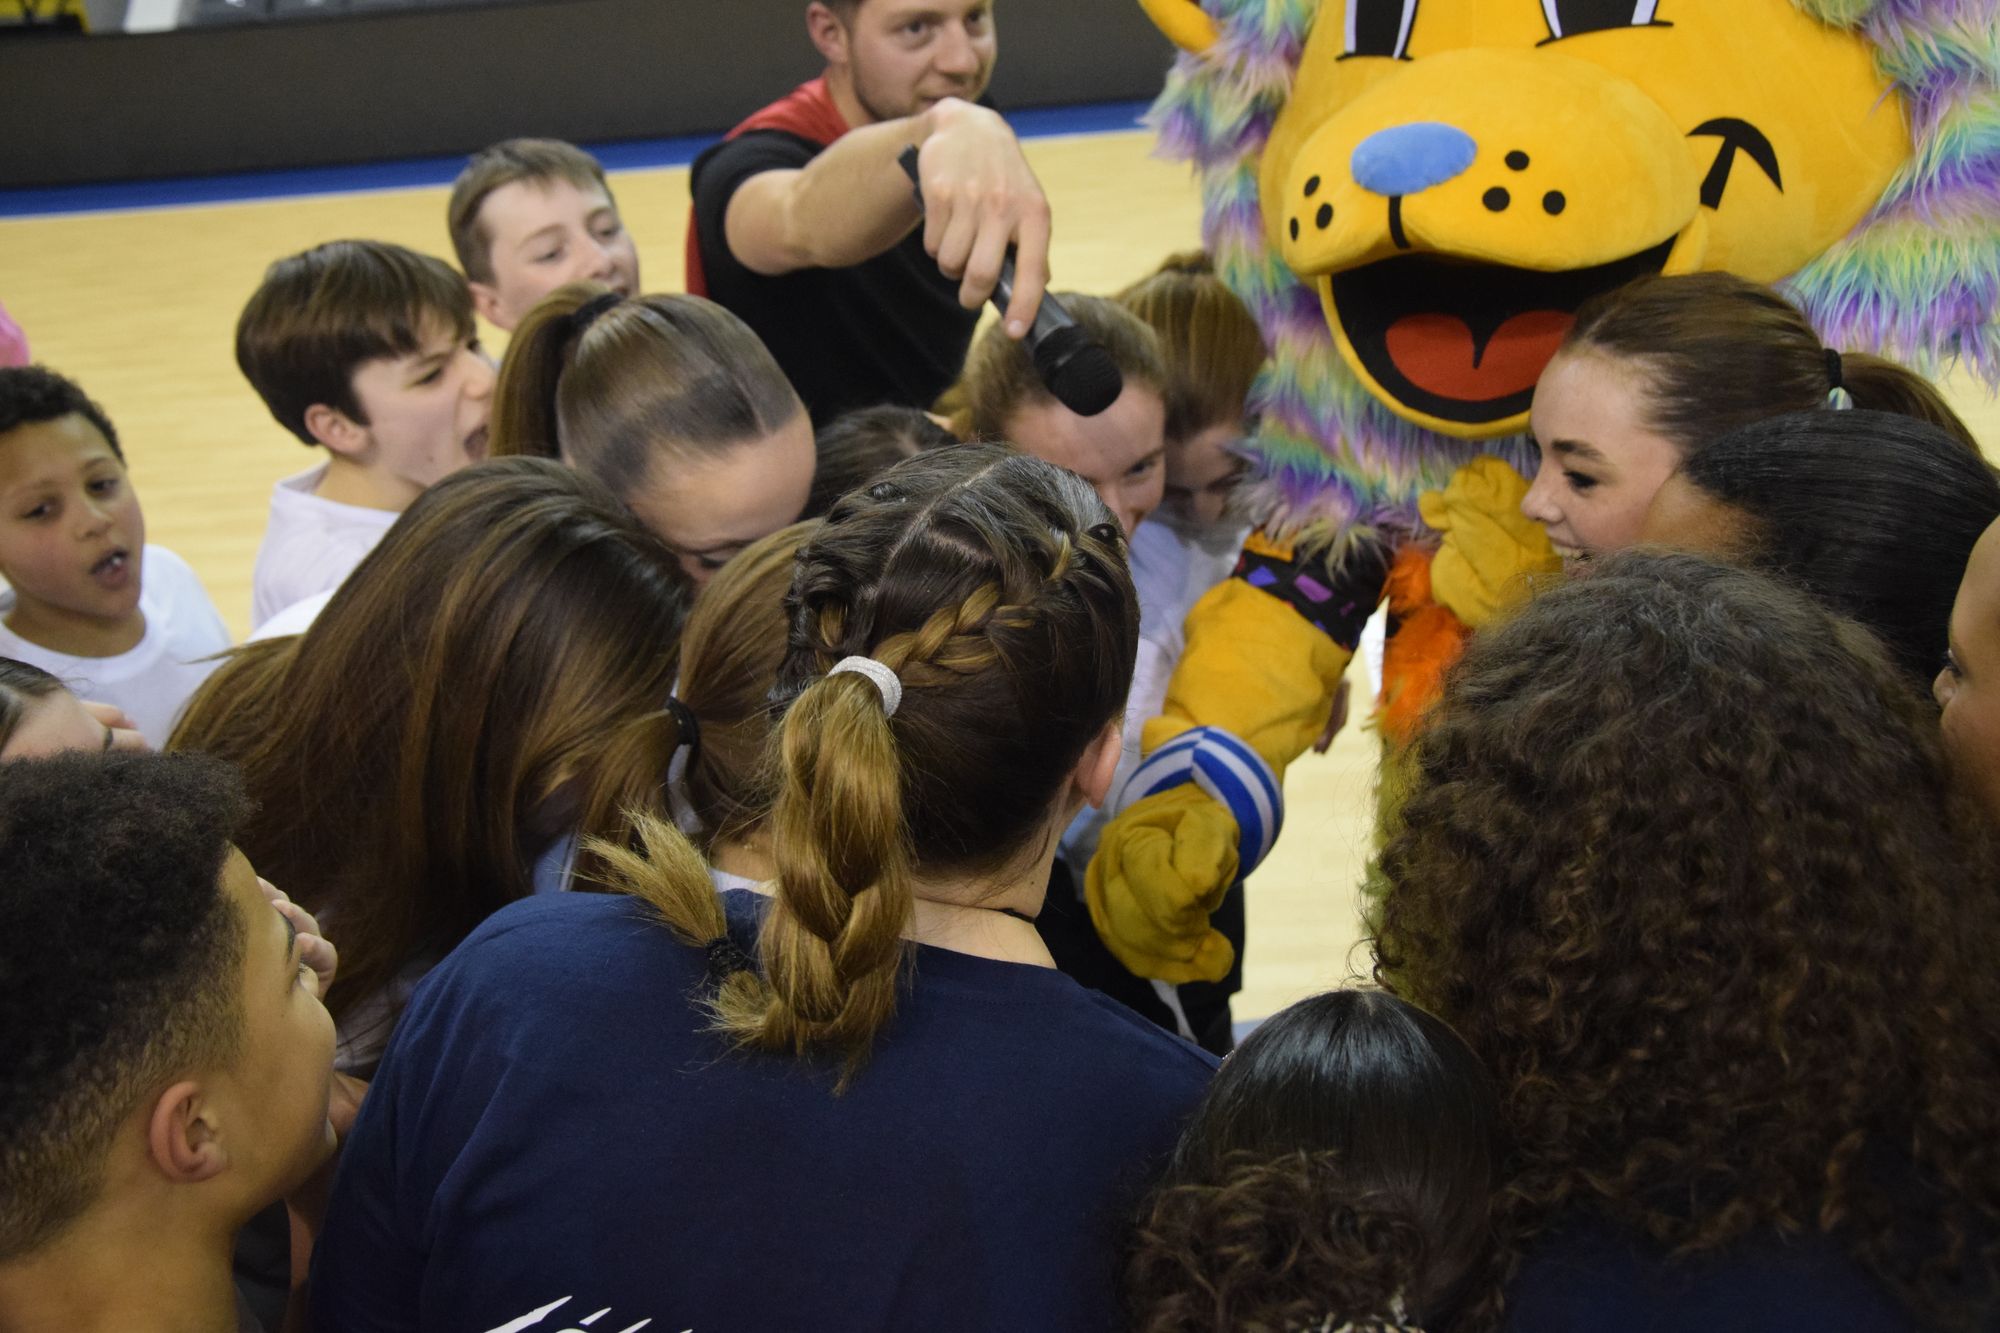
[568,292,624,341]
[828,656,902,717]
[1824,346,1845,391]
[704,935,753,984]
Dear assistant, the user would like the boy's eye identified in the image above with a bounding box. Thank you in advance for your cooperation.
[87,477,119,496]
[1944,651,1965,681]
[535,246,565,264]
[18,502,51,521]
[1128,456,1160,479]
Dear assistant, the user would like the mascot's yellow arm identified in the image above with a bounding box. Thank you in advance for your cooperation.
[1087,457,1556,984]
[1089,576,1352,984]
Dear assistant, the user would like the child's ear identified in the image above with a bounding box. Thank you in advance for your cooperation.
[1074,719,1125,810]
[145,1081,230,1185]
[468,281,508,331]
[302,404,368,460]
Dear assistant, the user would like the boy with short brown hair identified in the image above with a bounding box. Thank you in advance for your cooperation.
[447,138,640,332]
[235,239,495,628]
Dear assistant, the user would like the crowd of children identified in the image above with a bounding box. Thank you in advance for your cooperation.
[4,94,2000,1333]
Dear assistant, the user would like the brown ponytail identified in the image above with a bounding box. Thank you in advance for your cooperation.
[1563,272,1978,457]
[490,281,805,500]
[610,444,1141,1075]
[1839,353,1980,451]
[488,284,593,461]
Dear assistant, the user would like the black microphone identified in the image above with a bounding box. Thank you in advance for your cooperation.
[898,145,1123,417]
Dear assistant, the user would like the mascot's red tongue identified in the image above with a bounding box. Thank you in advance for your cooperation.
[1384,309,1574,402]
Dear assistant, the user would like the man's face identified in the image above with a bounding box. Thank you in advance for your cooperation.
[469,178,640,332]
[833,0,998,123]
[207,851,339,1205]
[339,320,496,500]
[1005,384,1167,539]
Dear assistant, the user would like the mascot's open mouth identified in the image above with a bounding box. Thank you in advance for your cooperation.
[1326,238,1678,427]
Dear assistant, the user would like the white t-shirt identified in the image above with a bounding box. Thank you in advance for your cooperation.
[248,589,334,642]
[1057,515,1249,895]
[0,545,232,747]
[251,464,399,630]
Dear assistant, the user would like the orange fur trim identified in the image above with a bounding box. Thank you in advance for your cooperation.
[1378,547,1473,747]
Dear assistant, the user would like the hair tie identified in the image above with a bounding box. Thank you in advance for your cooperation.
[704,935,754,985]
[828,656,902,717]
[568,292,624,342]
[665,695,701,763]
[1824,346,1845,392]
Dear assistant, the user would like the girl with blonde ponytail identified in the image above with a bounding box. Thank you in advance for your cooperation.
[311,445,1220,1333]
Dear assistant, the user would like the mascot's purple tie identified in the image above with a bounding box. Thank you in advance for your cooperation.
[1351,121,1478,197]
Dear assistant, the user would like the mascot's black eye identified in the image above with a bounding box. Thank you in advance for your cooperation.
[1539,0,1664,42]
[1342,0,1418,59]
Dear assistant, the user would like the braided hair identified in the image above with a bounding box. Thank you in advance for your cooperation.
[597,444,1139,1073]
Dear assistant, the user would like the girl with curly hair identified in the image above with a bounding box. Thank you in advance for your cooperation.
[1125,989,1496,1333]
[1376,551,2000,1331]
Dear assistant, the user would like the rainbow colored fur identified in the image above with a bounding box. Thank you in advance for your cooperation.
[1151,0,2000,551]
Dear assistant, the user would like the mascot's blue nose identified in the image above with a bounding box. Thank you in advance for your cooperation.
[1351,122,1478,197]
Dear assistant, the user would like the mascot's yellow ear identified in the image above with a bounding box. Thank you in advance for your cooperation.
[1137,0,1218,55]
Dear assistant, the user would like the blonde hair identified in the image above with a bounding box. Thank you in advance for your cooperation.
[676,519,820,849]
[949,292,1168,439]
[490,283,803,503]
[1117,251,1268,443]
[597,445,1139,1076]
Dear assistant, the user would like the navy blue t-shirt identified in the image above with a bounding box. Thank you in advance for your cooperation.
[1507,1213,1979,1332]
[310,890,1216,1332]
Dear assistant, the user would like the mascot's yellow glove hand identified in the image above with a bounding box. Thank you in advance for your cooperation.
[1085,784,1240,984]
[1417,456,1561,629]
[1088,531,1389,984]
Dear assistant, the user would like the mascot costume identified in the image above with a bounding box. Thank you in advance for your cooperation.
[1088,0,2000,982]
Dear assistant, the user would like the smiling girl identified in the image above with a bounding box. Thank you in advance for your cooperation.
[1520,272,1974,564]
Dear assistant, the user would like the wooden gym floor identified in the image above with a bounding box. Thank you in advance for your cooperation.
[2,124,1994,1020]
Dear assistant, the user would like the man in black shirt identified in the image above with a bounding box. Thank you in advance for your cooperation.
[687,0,1050,424]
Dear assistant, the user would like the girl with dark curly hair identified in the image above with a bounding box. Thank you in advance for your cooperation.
[1125,989,1496,1333]
[1376,551,2000,1332]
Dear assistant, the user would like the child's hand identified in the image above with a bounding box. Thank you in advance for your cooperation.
[81,701,148,752]
[260,878,337,1000]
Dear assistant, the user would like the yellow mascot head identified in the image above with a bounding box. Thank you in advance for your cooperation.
[1143,0,1999,531]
